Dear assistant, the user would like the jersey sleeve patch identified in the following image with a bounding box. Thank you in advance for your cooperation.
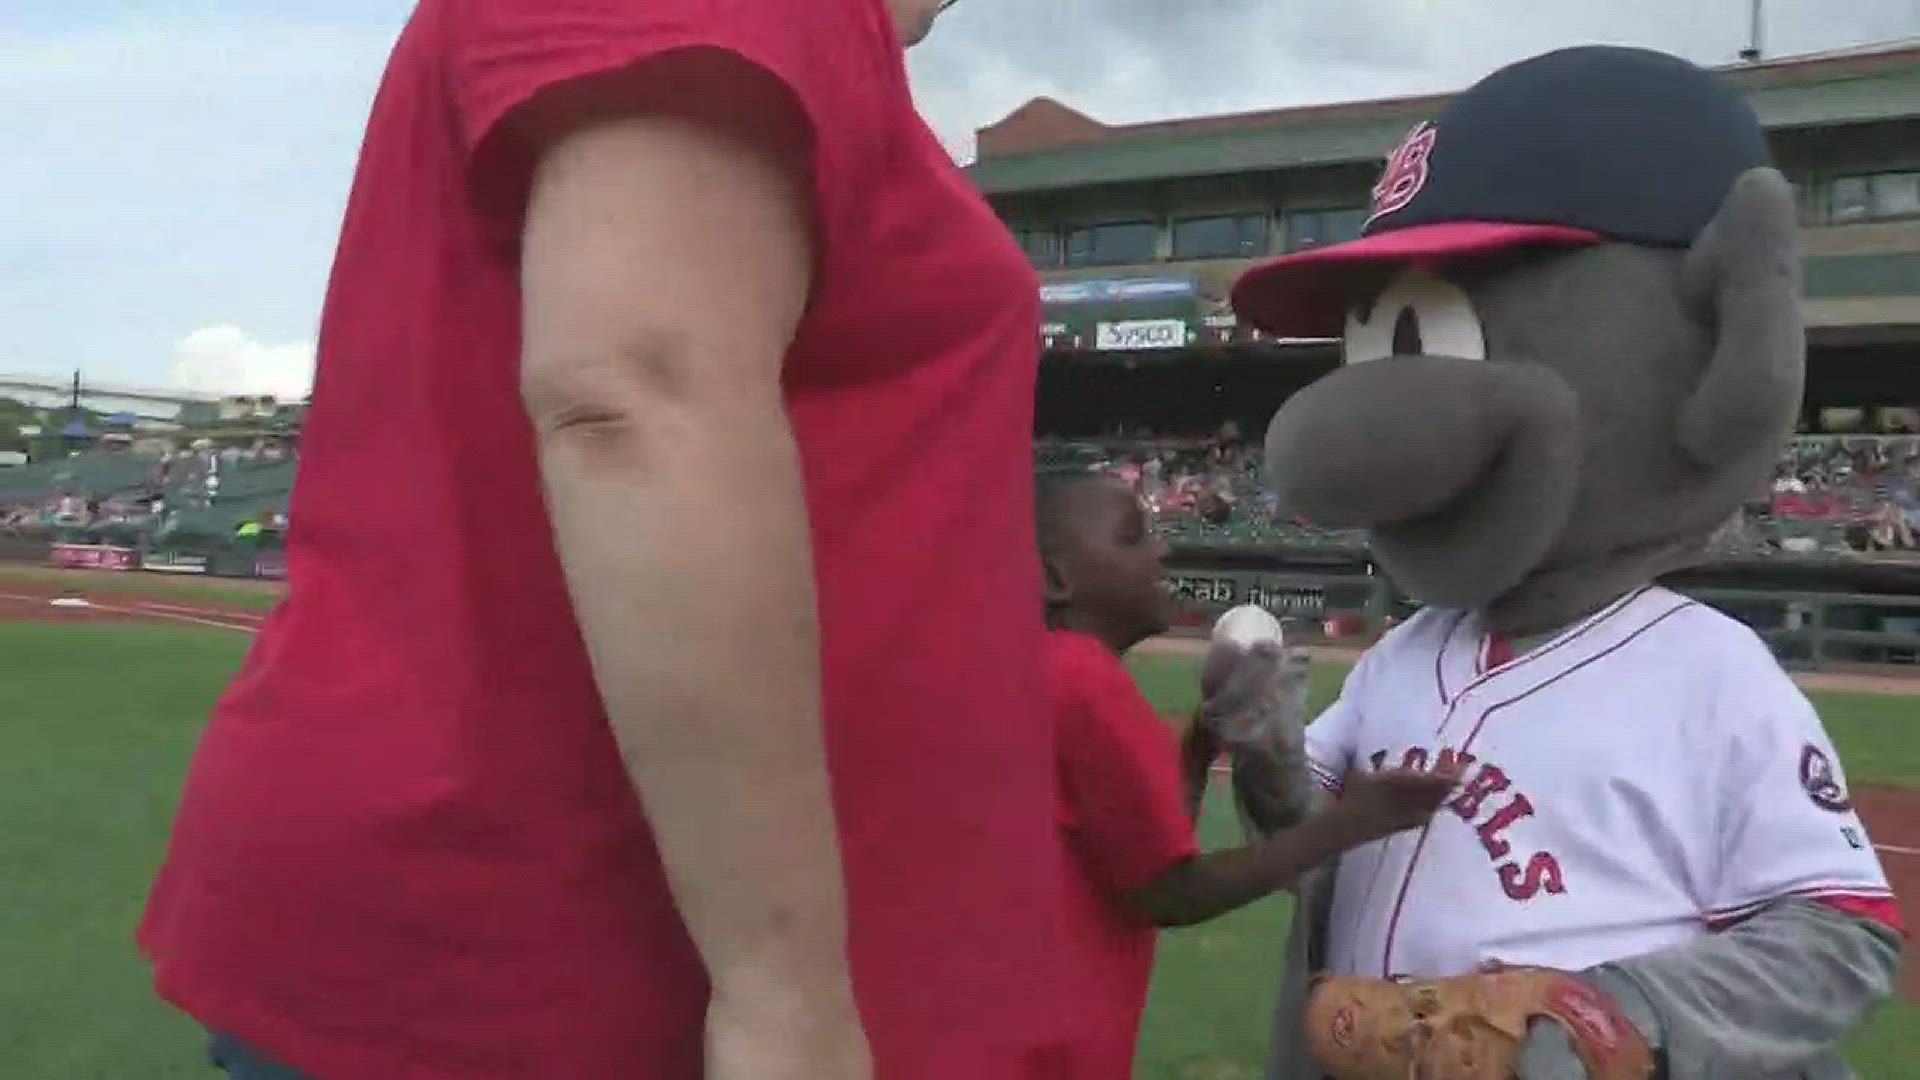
[1798,744,1853,814]
[1702,672,1895,931]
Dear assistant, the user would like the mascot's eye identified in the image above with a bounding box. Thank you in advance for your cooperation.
[1342,268,1486,365]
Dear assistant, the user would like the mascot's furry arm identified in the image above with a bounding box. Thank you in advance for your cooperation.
[1191,639,1323,836]
[1514,901,1902,1080]
[1302,905,1901,1080]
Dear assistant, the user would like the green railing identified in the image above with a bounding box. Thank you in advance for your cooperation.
[1686,588,1920,669]
[1161,550,1920,670]
[7,537,1920,672]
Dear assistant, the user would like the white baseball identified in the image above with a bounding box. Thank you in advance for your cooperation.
[1211,604,1285,649]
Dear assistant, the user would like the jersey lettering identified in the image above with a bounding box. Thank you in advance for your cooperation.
[1366,747,1566,903]
[1475,794,1535,860]
[1499,852,1568,900]
[1448,763,1511,820]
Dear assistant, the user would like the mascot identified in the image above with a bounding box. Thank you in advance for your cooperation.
[1194,45,1906,1080]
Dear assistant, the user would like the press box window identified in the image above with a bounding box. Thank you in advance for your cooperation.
[1830,173,1920,223]
[1170,214,1271,260]
[1283,207,1368,251]
[1790,179,1824,226]
[1064,222,1160,267]
[1015,229,1062,269]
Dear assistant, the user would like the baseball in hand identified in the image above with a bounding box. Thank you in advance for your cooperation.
[1211,604,1285,650]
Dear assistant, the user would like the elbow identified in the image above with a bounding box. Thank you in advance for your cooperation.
[1801,900,1906,1001]
[522,342,680,466]
[520,340,781,471]
[1856,918,1905,1001]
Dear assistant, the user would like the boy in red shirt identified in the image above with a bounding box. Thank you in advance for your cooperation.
[1039,470,1456,1076]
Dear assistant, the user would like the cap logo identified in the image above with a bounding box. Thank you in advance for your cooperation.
[1367,121,1437,226]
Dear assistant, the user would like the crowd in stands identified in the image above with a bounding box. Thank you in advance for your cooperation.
[7,426,1920,563]
[0,443,294,548]
[1038,424,1920,561]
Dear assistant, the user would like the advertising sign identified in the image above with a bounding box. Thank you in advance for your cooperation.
[49,542,138,571]
[1165,572,1330,617]
[1094,318,1189,352]
[143,550,210,574]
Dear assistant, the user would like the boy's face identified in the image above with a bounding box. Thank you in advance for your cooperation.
[1056,479,1173,644]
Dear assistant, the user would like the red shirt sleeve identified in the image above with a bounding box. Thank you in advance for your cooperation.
[1051,634,1201,897]
[448,0,894,223]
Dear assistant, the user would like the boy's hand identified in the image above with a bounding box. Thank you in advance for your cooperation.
[1331,767,1459,843]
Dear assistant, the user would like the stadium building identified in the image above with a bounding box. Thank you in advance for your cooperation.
[974,42,1920,656]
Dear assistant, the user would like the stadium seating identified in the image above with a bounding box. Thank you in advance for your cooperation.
[3,435,1917,562]
[0,451,160,504]
[0,448,295,550]
[1054,432,1920,561]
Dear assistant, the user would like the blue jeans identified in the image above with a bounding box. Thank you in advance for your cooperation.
[210,1033,318,1080]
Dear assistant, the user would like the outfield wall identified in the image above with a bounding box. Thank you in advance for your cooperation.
[1162,549,1920,670]
[1,536,286,582]
[5,537,1919,670]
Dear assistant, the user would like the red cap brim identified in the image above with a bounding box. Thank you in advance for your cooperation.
[1230,221,1603,338]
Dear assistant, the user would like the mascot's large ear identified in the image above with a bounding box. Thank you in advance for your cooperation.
[1676,167,1806,468]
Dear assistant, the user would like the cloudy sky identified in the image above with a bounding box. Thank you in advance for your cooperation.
[5,0,1917,400]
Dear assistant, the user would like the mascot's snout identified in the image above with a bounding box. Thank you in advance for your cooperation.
[1265,350,1583,610]
[1263,352,1580,531]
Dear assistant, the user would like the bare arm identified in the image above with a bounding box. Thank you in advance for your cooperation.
[1127,812,1364,927]
[1127,770,1454,928]
[516,57,857,1033]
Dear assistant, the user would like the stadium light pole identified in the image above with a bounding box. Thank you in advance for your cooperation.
[1738,0,1765,62]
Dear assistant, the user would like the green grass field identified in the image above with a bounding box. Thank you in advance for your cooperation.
[1,620,1913,1079]
[0,563,283,612]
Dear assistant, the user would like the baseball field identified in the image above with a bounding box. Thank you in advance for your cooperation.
[2,564,1915,1080]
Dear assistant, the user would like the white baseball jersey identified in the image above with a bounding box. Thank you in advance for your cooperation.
[1308,585,1894,980]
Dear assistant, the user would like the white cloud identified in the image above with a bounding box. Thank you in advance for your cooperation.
[169,325,315,401]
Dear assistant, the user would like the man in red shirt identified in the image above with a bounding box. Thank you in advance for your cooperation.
[140,1,1064,1078]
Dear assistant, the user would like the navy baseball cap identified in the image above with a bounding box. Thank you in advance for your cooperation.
[1232,45,1775,337]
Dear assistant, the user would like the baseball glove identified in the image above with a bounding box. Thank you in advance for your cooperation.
[1305,968,1654,1080]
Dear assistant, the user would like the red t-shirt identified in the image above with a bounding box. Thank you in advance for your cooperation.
[1048,631,1202,1076]
[138,1,1063,1077]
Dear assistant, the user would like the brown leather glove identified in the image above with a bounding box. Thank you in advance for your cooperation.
[1305,968,1655,1080]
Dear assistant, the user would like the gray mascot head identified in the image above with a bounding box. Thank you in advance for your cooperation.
[1230,45,1805,636]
